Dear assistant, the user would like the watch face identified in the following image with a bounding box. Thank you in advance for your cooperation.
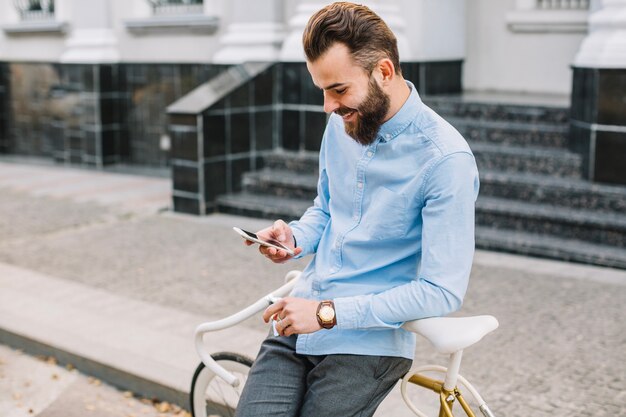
[319,305,335,322]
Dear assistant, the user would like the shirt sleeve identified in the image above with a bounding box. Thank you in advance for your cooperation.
[333,151,480,329]
[289,135,331,257]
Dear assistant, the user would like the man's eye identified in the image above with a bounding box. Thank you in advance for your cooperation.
[336,88,347,94]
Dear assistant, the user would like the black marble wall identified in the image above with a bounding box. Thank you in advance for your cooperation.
[401,61,463,96]
[124,64,225,166]
[0,62,225,167]
[280,62,326,152]
[171,65,281,215]
[570,67,626,185]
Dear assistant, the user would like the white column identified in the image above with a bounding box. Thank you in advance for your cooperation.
[574,0,626,67]
[60,0,120,63]
[212,0,285,64]
[279,1,325,62]
[398,0,466,62]
[279,0,414,62]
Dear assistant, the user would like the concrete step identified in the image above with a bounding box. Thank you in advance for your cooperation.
[446,117,569,149]
[242,169,318,200]
[216,192,311,221]
[471,143,582,178]
[475,226,626,270]
[479,170,626,213]
[218,189,626,250]
[423,95,569,124]
[264,145,583,179]
[243,167,626,215]
[476,197,626,248]
[263,151,319,175]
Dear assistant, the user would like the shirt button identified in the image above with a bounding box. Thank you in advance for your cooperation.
[313,290,320,296]
[367,151,373,157]
[385,134,391,139]
[357,182,363,189]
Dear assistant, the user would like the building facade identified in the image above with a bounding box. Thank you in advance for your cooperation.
[0,0,624,186]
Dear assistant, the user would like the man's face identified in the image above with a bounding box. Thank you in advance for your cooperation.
[307,43,390,145]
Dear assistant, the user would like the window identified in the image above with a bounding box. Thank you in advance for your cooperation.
[14,0,55,21]
[125,0,217,34]
[535,0,589,10]
[507,0,590,33]
[147,0,204,15]
[3,0,65,34]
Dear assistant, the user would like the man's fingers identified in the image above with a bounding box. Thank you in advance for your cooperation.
[263,301,284,322]
[273,220,287,241]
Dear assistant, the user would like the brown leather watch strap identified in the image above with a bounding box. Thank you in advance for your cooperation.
[316,300,337,329]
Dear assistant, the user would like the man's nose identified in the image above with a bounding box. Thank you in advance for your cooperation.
[323,92,339,114]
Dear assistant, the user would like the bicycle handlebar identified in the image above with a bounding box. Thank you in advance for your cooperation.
[194,270,301,386]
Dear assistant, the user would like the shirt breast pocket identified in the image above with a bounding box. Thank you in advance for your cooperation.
[364,187,408,240]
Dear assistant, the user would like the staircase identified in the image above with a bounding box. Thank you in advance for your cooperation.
[217,96,626,269]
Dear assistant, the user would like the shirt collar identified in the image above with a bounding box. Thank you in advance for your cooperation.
[377,80,422,143]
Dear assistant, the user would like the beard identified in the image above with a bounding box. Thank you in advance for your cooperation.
[335,76,390,146]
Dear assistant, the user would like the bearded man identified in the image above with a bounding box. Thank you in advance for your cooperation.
[236,2,479,416]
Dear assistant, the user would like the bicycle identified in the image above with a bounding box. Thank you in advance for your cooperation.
[190,271,499,417]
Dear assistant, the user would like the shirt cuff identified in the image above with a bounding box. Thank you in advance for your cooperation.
[333,296,360,329]
[289,222,311,259]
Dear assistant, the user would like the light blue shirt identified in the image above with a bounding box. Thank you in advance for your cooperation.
[289,82,479,359]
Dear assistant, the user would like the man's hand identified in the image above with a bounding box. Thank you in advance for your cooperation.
[244,219,302,263]
[263,297,321,337]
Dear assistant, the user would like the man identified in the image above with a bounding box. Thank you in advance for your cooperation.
[236,2,479,416]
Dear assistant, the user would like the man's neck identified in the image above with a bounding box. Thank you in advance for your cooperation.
[384,77,411,122]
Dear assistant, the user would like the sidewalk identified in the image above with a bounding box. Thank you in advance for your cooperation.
[0,159,625,417]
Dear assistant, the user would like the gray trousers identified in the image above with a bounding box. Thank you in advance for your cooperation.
[235,334,412,417]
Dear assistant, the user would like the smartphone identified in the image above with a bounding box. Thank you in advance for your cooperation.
[233,227,295,256]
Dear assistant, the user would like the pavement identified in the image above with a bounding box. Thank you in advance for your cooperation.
[0,158,625,417]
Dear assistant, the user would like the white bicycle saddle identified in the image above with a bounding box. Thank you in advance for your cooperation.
[402,315,499,354]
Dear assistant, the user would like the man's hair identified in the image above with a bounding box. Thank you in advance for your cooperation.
[302,2,401,75]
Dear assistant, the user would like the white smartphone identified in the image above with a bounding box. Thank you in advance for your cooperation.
[233,227,295,256]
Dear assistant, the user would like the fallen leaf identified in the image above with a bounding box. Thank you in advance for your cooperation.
[88,377,102,386]
[123,391,134,398]
[85,404,96,411]
[51,373,59,380]
[66,363,75,371]
[46,357,57,366]
[13,392,22,400]
[155,401,171,412]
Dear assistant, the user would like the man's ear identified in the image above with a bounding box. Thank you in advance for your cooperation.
[378,58,395,84]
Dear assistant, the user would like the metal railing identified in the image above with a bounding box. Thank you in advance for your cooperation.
[146,0,204,15]
[536,0,589,9]
[14,0,55,20]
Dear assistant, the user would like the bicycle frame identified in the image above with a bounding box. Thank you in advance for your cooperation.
[402,364,496,417]
[194,270,301,386]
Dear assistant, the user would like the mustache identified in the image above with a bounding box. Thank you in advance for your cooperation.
[334,107,357,117]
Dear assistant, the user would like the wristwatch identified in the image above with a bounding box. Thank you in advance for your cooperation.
[316,300,337,329]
